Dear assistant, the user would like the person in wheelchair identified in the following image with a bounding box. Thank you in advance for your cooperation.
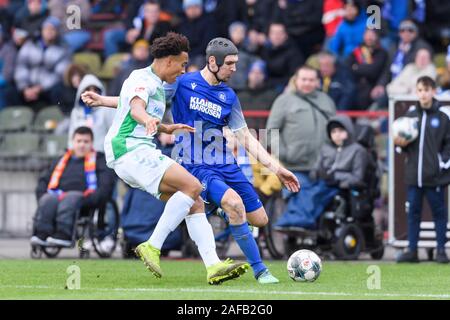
[30,126,116,247]
[274,114,369,230]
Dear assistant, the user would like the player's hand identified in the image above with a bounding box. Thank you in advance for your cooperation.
[394,136,410,147]
[144,117,160,135]
[277,167,300,193]
[81,91,103,107]
[164,124,196,134]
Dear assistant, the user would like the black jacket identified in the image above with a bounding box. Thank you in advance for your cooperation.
[36,152,116,207]
[401,100,450,187]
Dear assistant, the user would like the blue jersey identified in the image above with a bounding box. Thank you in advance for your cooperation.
[166,71,247,166]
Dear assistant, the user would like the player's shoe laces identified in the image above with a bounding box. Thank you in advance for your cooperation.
[134,242,163,278]
[256,269,279,284]
[206,258,250,285]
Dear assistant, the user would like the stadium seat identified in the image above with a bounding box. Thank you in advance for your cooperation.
[98,53,128,80]
[0,106,34,132]
[39,134,68,158]
[32,106,65,132]
[0,132,40,157]
[73,52,102,75]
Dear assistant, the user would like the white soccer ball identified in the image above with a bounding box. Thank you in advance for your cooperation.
[392,116,419,142]
[287,249,322,282]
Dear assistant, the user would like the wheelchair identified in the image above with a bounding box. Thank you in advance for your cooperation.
[30,199,120,259]
[266,124,385,260]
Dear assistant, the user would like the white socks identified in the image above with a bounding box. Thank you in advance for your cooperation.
[148,191,194,249]
[185,213,221,267]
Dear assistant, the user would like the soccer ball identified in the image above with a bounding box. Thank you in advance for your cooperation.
[392,116,419,142]
[287,249,322,282]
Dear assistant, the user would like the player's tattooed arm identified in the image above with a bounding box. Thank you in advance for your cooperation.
[157,123,196,134]
[234,127,300,193]
[81,92,119,108]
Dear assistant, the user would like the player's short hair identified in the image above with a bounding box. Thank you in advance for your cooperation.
[73,126,94,140]
[417,76,436,89]
[150,32,190,59]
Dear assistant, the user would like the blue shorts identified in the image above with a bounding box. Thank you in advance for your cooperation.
[183,164,263,213]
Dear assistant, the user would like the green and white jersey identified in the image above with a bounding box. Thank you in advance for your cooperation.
[104,66,166,166]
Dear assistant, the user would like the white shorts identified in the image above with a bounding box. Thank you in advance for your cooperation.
[111,145,175,199]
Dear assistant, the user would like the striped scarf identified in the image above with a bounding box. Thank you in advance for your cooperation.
[47,150,97,196]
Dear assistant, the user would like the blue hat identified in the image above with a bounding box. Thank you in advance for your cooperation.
[249,60,267,78]
[43,16,61,30]
[183,0,202,10]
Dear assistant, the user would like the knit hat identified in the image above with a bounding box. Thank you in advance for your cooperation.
[248,60,267,78]
[133,39,150,50]
[42,16,61,30]
[183,0,202,10]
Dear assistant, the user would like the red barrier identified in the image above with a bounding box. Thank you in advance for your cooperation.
[243,110,389,119]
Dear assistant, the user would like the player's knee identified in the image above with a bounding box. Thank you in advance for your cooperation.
[252,215,268,228]
[224,198,246,221]
[184,180,203,199]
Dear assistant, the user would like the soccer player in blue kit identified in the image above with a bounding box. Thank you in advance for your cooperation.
[82,38,300,284]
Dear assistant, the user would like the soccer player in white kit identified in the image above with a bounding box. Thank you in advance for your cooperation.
[102,32,248,284]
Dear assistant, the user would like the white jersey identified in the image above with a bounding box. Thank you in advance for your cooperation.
[104,66,166,166]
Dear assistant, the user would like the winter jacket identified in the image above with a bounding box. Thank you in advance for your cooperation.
[266,90,336,171]
[400,100,450,187]
[0,40,17,83]
[387,63,437,96]
[68,75,116,152]
[14,38,71,91]
[328,12,367,58]
[36,152,116,208]
[320,66,355,110]
[259,40,304,90]
[311,114,369,189]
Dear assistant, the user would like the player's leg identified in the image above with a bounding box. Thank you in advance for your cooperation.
[221,173,279,284]
[134,162,201,277]
[213,184,276,283]
[183,196,250,284]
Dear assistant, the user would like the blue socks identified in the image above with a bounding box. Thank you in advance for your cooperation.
[229,222,266,278]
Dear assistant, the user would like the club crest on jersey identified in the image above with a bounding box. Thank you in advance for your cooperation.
[191,82,197,90]
[218,92,226,102]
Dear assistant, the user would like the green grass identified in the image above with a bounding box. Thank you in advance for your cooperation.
[0,259,449,300]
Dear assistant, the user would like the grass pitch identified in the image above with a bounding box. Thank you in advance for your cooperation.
[0,259,449,300]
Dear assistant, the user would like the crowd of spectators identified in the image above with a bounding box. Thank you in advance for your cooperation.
[1,0,449,114]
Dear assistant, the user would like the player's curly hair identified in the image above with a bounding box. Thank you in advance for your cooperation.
[150,32,190,58]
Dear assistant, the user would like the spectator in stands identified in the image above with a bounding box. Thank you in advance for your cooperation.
[272,0,325,58]
[238,60,278,111]
[420,0,450,52]
[68,74,115,152]
[14,16,71,108]
[259,22,304,92]
[227,21,256,92]
[328,0,367,59]
[274,114,368,229]
[317,51,355,110]
[322,0,345,46]
[437,45,450,98]
[267,66,336,221]
[108,39,151,96]
[372,19,432,107]
[52,64,87,116]
[102,0,172,58]
[47,0,91,52]
[379,0,408,49]
[347,28,388,109]
[177,0,217,61]
[395,76,449,264]
[13,0,49,41]
[31,126,116,247]
[0,24,17,109]
[124,0,172,49]
[387,48,437,96]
